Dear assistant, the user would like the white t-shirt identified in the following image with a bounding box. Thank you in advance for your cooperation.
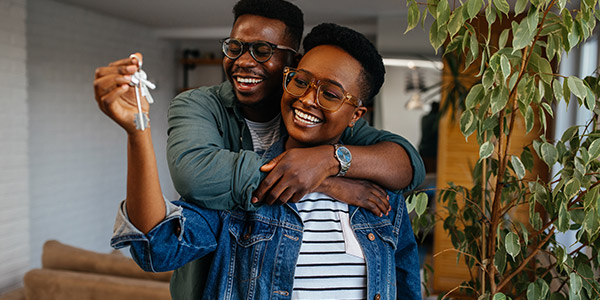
[244,114,281,156]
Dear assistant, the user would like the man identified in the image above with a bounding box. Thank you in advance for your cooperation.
[94,0,424,298]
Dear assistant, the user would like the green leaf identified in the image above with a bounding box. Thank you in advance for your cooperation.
[480,140,495,159]
[564,178,581,199]
[511,155,526,179]
[493,293,507,300]
[494,247,507,274]
[583,209,600,235]
[561,125,578,142]
[493,0,510,15]
[585,85,595,111]
[406,193,418,213]
[536,279,550,299]
[557,0,567,10]
[552,79,564,103]
[499,28,509,49]
[483,69,495,90]
[500,54,511,82]
[505,232,521,260]
[526,7,539,32]
[567,76,588,101]
[467,0,483,19]
[558,201,570,232]
[515,0,528,14]
[429,20,447,53]
[540,142,558,166]
[521,148,534,171]
[570,273,583,294]
[529,53,553,84]
[437,0,450,25]
[486,1,497,25]
[415,192,428,216]
[470,30,479,60]
[406,1,421,33]
[447,6,465,37]
[513,19,535,51]
[491,86,509,115]
[588,138,600,160]
[527,282,541,300]
[541,102,554,118]
[465,84,484,109]
[525,105,534,133]
[460,109,477,138]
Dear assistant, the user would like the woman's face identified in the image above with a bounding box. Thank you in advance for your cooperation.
[281,45,367,148]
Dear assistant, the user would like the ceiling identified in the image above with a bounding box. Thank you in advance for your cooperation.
[54,0,409,39]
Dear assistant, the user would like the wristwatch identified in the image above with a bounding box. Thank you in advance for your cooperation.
[333,144,352,177]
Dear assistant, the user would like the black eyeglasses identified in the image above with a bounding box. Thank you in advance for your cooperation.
[283,67,363,112]
[220,38,297,63]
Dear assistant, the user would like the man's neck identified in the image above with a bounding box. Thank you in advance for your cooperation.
[239,101,281,122]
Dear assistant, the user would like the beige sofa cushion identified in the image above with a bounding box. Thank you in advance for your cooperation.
[24,269,170,300]
[42,240,172,282]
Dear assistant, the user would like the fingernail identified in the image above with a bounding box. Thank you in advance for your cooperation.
[126,65,137,72]
[387,195,389,200]
[123,75,131,81]
[121,85,129,90]
[251,197,258,203]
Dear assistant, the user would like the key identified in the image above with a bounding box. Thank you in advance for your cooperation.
[128,54,156,131]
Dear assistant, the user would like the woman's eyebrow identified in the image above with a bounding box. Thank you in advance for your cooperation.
[298,68,346,90]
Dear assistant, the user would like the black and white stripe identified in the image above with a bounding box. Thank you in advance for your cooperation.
[292,192,366,300]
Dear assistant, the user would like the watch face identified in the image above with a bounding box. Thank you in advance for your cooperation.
[336,146,352,163]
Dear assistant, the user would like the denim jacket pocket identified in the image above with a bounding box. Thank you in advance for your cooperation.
[229,215,276,247]
[228,214,277,285]
[372,222,398,250]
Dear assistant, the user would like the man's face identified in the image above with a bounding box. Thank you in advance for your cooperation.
[224,15,295,111]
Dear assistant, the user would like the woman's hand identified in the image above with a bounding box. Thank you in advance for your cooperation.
[93,53,148,134]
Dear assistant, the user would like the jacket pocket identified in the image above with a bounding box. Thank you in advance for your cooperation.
[228,214,277,283]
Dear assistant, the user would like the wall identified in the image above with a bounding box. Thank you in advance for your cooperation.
[26,0,176,274]
[375,14,440,148]
[0,0,29,294]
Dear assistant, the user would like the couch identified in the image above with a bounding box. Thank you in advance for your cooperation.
[2,240,172,300]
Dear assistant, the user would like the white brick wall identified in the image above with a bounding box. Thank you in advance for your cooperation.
[0,0,29,294]
[26,0,176,273]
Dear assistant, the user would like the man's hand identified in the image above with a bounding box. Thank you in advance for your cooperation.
[317,177,390,217]
[252,145,337,205]
[93,53,147,133]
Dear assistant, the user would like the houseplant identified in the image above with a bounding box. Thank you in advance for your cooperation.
[405,0,600,298]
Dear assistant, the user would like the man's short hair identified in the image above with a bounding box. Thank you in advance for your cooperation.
[302,23,385,105]
[233,0,304,49]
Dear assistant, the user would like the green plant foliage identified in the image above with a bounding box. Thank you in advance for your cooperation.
[405,0,600,298]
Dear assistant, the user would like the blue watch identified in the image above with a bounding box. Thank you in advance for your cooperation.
[333,144,352,177]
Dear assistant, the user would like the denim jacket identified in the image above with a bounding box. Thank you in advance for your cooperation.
[111,190,421,300]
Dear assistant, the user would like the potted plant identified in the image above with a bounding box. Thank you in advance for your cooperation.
[405,0,600,298]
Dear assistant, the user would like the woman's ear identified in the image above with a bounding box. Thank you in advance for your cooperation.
[349,106,368,127]
[293,53,303,67]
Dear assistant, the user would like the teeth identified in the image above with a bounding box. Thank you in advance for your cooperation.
[294,109,322,125]
[236,77,262,84]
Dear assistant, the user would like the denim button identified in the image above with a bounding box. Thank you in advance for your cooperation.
[374,293,381,300]
[368,233,375,241]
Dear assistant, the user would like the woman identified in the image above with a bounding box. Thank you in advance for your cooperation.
[107,23,421,299]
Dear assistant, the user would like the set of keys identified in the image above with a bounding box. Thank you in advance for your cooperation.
[128,54,156,131]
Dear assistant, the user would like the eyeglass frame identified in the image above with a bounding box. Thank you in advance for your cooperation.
[220,37,297,63]
[282,67,363,112]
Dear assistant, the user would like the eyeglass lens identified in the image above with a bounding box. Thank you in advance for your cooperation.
[222,39,273,62]
[285,70,347,111]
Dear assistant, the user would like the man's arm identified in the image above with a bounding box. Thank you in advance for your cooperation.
[253,118,425,206]
[167,86,267,211]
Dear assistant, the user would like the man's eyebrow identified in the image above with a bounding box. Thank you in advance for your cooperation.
[298,68,346,90]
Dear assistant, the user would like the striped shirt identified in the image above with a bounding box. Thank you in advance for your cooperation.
[244,114,281,156]
[293,192,367,300]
